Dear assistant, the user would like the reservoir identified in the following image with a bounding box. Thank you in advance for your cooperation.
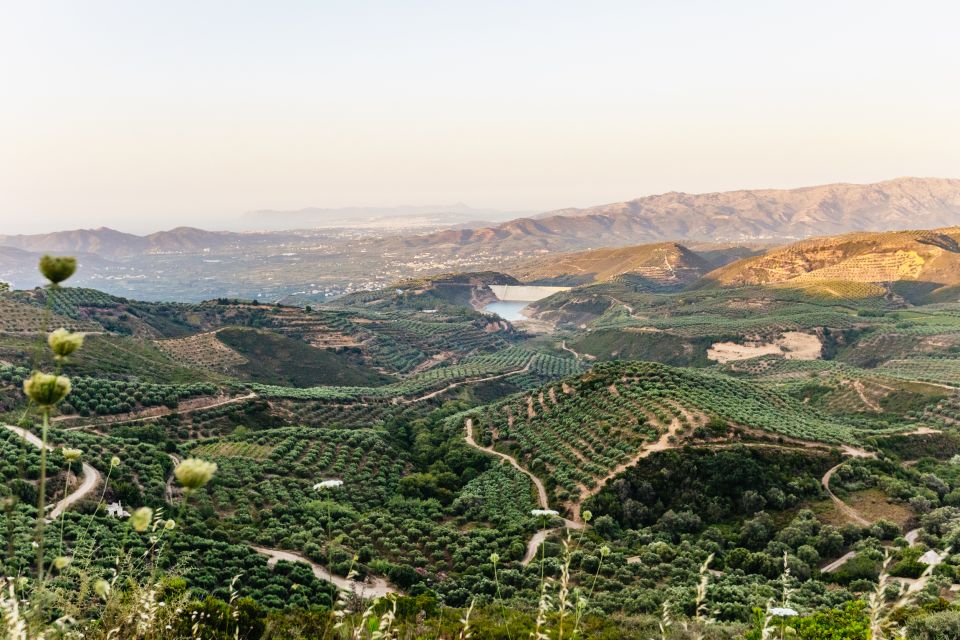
[482,285,571,322]
[484,300,531,321]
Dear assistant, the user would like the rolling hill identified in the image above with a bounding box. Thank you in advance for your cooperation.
[507,242,712,287]
[701,227,960,302]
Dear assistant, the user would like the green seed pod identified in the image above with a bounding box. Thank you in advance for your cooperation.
[110,456,121,468]
[174,458,217,492]
[48,328,84,360]
[53,555,72,570]
[94,578,111,599]
[62,447,82,463]
[39,255,76,285]
[23,372,71,407]
[130,506,153,532]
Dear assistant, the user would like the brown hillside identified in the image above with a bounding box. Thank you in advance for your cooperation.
[389,178,960,256]
[702,228,960,295]
[508,243,711,287]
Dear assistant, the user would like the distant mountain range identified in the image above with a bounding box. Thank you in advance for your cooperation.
[390,177,960,255]
[4,178,960,302]
[0,227,255,259]
[5,178,960,261]
[243,203,523,231]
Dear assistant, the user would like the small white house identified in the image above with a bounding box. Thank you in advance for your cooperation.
[106,501,130,518]
[919,549,943,567]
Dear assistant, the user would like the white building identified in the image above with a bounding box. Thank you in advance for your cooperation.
[106,501,130,518]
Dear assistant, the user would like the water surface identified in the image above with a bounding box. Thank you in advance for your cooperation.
[484,301,532,322]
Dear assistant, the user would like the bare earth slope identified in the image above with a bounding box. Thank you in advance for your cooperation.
[702,227,960,293]
[507,242,712,287]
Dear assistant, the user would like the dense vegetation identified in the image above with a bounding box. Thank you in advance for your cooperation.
[7,255,960,638]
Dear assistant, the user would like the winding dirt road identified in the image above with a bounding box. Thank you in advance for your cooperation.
[464,417,582,565]
[165,453,181,503]
[60,392,259,431]
[251,545,397,599]
[401,361,532,404]
[820,445,876,527]
[465,412,880,567]
[4,424,101,519]
[569,412,685,523]
[160,450,396,598]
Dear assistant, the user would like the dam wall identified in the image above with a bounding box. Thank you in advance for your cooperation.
[488,285,570,302]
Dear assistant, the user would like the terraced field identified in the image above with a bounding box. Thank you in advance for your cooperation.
[0,299,99,334]
[154,330,248,370]
[463,361,900,521]
[248,346,583,401]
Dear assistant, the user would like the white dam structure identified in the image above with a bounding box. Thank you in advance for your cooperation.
[487,285,570,302]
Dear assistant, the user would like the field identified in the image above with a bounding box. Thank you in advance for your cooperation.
[154,330,248,370]
[9,258,960,638]
[463,360,908,521]
[0,298,99,333]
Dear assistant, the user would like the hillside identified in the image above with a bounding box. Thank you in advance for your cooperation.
[8,254,960,639]
[507,242,712,287]
[391,177,960,255]
[702,227,960,302]
[0,226,263,259]
[464,360,885,521]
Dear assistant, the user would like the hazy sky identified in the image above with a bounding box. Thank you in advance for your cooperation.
[2,1,959,234]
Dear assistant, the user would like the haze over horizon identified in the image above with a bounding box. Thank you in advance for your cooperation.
[3,0,960,235]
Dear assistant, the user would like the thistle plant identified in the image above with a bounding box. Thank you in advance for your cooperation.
[757,554,798,640]
[20,256,80,585]
[48,328,84,361]
[316,478,345,582]
[173,458,218,495]
[490,552,513,640]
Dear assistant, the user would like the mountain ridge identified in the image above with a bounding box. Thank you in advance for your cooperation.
[389,177,960,255]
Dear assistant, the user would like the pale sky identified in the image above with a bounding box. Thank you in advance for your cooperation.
[2,0,959,234]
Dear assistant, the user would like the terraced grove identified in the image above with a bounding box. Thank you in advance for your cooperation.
[466,362,907,517]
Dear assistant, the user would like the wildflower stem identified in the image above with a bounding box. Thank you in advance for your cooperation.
[587,552,604,601]
[492,559,513,640]
[539,514,546,587]
[57,459,71,555]
[35,409,50,583]
[76,464,114,570]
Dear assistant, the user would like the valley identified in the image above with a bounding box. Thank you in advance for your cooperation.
[7,221,960,637]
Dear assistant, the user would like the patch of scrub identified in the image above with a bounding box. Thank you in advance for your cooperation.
[708,331,822,364]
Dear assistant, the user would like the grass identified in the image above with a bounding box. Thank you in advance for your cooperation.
[806,488,914,529]
[217,326,395,387]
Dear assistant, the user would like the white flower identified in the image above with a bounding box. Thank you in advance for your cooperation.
[531,509,559,517]
[769,607,798,617]
[313,479,344,490]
